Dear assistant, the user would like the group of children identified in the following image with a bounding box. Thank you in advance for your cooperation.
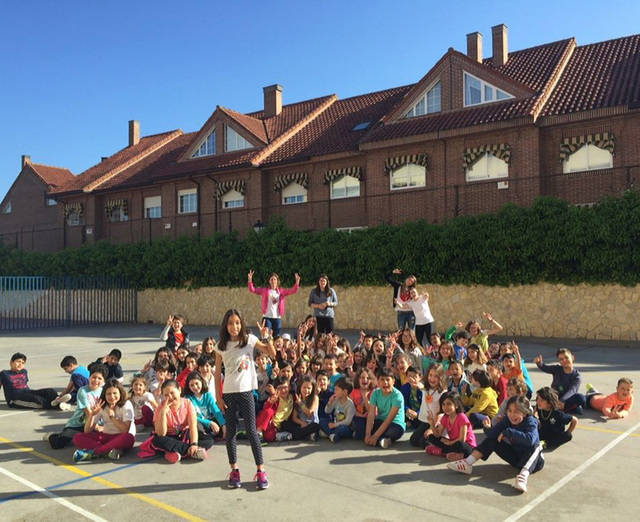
[1,305,635,493]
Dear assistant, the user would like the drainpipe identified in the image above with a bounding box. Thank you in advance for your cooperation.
[189,177,202,239]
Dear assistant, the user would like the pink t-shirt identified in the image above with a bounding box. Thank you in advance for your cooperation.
[154,398,191,436]
[440,412,476,446]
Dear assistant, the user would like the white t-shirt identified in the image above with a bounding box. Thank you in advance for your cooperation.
[402,296,434,325]
[95,400,136,435]
[215,334,259,394]
[129,392,155,419]
[418,389,443,423]
[265,289,280,318]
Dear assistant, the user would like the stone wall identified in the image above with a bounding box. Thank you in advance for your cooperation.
[137,283,639,341]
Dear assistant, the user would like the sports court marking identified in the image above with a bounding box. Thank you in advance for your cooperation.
[576,423,640,438]
[504,419,640,522]
[0,410,32,418]
[0,435,206,522]
[0,465,108,522]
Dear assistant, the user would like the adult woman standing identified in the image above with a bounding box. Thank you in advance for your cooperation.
[385,268,416,330]
[308,274,338,335]
[248,270,300,337]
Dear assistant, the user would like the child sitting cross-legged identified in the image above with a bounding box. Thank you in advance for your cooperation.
[184,371,225,443]
[425,391,476,459]
[72,378,136,462]
[462,369,499,429]
[129,375,157,428]
[410,362,446,449]
[535,386,577,450]
[364,368,405,449]
[400,366,423,430]
[448,396,544,493]
[320,377,355,443]
[256,376,295,442]
[283,375,321,441]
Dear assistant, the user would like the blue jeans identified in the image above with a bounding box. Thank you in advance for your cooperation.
[263,317,282,337]
[468,412,488,429]
[319,418,353,442]
[397,311,415,330]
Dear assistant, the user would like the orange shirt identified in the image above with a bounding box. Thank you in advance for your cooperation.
[503,368,524,382]
[591,393,633,415]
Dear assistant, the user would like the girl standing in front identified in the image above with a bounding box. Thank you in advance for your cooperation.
[308,274,338,335]
[248,270,300,337]
[214,309,276,490]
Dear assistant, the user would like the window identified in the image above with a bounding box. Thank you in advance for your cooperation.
[178,188,197,214]
[225,126,253,152]
[405,81,441,118]
[221,189,244,209]
[66,210,82,226]
[144,196,162,219]
[352,121,372,131]
[2,201,11,214]
[282,183,307,205]
[330,175,360,199]
[466,152,509,181]
[464,72,513,107]
[390,164,426,190]
[192,130,216,158]
[45,197,57,206]
[108,206,128,223]
[562,144,613,173]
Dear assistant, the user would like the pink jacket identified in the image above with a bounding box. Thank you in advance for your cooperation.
[248,281,299,317]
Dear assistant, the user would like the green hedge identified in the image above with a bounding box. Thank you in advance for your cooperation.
[2,193,640,288]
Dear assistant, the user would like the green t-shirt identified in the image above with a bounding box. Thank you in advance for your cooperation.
[65,385,102,428]
[370,387,405,430]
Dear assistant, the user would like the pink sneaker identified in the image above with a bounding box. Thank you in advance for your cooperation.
[164,451,181,464]
[425,445,443,456]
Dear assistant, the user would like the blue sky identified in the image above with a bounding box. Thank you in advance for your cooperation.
[1,0,638,199]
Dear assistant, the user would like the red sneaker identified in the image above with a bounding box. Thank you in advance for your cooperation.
[425,445,443,456]
[164,451,181,464]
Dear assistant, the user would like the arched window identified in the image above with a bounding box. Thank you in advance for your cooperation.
[563,144,613,173]
[390,164,426,190]
[282,182,307,205]
[466,152,508,181]
[330,175,360,199]
[404,80,441,117]
[221,189,245,209]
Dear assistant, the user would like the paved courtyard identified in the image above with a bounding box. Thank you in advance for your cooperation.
[1,324,639,521]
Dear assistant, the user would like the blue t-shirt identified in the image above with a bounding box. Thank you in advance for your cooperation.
[370,387,406,430]
[71,366,90,390]
[329,372,344,392]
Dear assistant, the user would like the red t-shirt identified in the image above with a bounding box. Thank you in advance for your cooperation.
[174,331,185,346]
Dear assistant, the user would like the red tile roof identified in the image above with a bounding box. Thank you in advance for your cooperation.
[29,163,74,189]
[218,107,267,144]
[541,34,640,115]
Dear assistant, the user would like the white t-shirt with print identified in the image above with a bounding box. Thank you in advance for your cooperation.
[265,289,280,318]
[96,400,136,435]
[215,334,259,394]
[129,392,155,419]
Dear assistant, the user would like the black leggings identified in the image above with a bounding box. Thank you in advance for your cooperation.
[282,419,320,440]
[415,322,433,347]
[427,434,475,457]
[153,431,214,455]
[476,437,544,473]
[224,391,264,466]
[316,316,334,334]
[409,421,431,448]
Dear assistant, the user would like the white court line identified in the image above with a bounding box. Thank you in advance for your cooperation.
[504,419,640,522]
[0,465,109,522]
[0,410,33,419]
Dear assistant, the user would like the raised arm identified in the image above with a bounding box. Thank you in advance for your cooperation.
[482,312,503,336]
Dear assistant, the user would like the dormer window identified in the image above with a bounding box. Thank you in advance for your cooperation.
[192,130,216,158]
[2,201,11,214]
[464,72,512,107]
[225,126,253,152]
[404,81,441,118]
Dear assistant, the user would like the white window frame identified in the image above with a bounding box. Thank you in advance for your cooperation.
[45,197,57,206]
[336,226,367,232]
[66,210,82,226]
[108,204,129,223]
[225,126,253,152]
[562,144,613,174]
[465,152,509,182]
[2,201,11,214]
[192,130,216,158]
[404,79,442,118]
[282,182,307,205]
[178,188,198,214]
[463,72,513,107]
[221,189,245,209]
[330,175,360,199]
[390,164,426,191]
[144,195,162,219]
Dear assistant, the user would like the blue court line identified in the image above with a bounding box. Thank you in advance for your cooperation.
[0,459,152,504]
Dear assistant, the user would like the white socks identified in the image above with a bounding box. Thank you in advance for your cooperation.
[465,455,478,465]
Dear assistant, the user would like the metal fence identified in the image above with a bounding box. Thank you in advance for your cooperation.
[0,276,136,330]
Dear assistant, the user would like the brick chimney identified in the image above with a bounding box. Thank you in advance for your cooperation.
[491,24,508,66]
[21,155,31,169]
[128,120,140,147]
[263,84,283,118]
[466,32,483,63]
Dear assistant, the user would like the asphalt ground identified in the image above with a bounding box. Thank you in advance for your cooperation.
[0,324,639,521]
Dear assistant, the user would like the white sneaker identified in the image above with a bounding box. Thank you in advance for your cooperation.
[447,459,473,474]
[378,437,391,449]
[59,402,74,412]
[193,447,208,460]
[329,433,336,443]
[514,473,528,493]
[51,394,72,407]
[275,431,293,442]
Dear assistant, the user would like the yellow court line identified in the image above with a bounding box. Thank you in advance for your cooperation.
[0,435,207,522]
[576,425,640,438]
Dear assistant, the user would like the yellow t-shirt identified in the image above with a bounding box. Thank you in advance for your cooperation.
[273,395,294,429]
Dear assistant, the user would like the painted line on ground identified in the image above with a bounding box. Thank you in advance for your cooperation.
[0,465,108,522]
[576,424,640,438]
[504,418,640,522]
[0,435,206,522]
[0,460,147,504]
[0,410,33,419]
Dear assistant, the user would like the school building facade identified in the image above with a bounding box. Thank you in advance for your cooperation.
[2,25,639,252]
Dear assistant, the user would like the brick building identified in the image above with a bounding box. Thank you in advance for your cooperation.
[2,25,639,251]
